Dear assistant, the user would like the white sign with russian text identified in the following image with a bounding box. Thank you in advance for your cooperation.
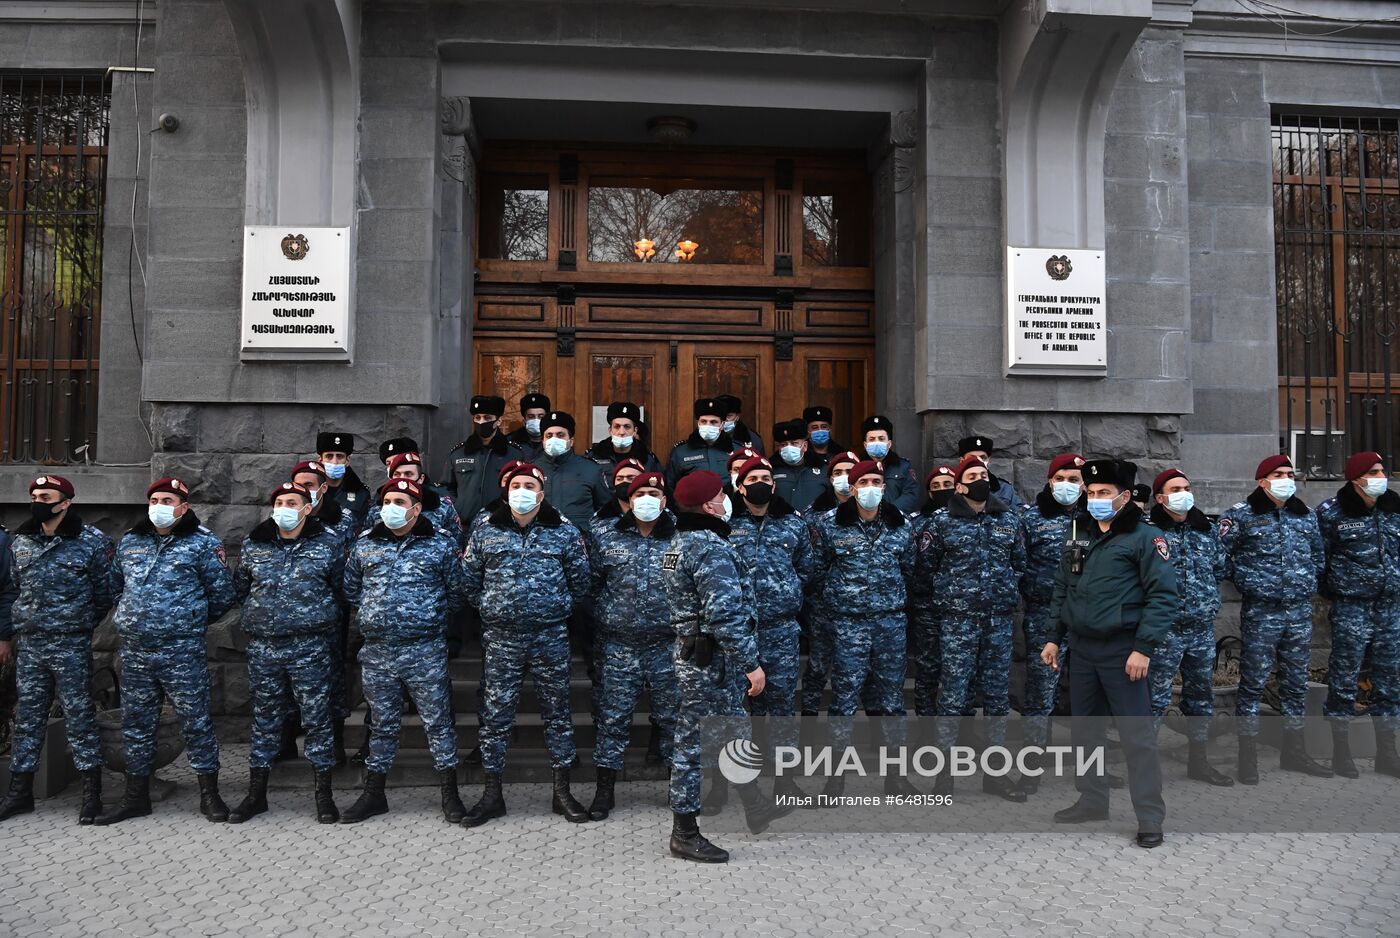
[1005,246,1107,375]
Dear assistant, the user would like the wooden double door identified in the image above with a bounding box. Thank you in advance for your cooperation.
[473,327,874,454]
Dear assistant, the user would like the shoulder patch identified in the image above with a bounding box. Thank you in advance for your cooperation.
[919,529,934,553]
[1153,535,1169,561]
[214,544,228,566]
[1217,516,1234,536]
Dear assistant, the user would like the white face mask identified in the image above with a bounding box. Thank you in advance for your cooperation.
[1268,478,1297,501]
[1164,491,1194,514]
[508,489,540,514]
[272,506,304,531]
[380,503,412,530]
[1362,476,1390,498]
[524,418,542,436]
[780,444,803,466]
[832,476,850,496]
[612,434,634,450]
[631,494,663,523]
[720,494,733,522]
[148,504,178,529]
[722,420,736,434]
[698,425,721,443]
[543,437,570,458]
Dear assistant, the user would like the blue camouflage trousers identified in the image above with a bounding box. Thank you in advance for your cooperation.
[593,636,678,772]
[670,646,749,815]
[1148,618,1216,743]
[1324,597,1400,730]
[752,619,800,718]
[328,607,351,721]
[480,621,575,773]
[936,614,1013,748]
[247,634,335,770]
[828,613,908,717]
[800,607,833,714]
[120,638,219,776]
[359,637,457,774]
[910,607,941,717]
[1020,604,1064,745]
[1238,599,1312,736]
[10,633,100,774]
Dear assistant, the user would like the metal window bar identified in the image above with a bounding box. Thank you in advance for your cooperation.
[0,72,109,464]
[1273,114,1398,479]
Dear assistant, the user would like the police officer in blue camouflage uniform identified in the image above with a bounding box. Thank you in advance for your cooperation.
[590,458,648,532]
[919,455,1027,802]
[799,450,860,715]
[665,398,738,490]
[1316,450,1400,778]
[1146,469,1233,787]
[96,477,237,825]
[363,451,465,549]
[859,415,919,513]
[340,477,468,824]
[505,392,551,463]
[227,482,345,825]
[1218,454,1332,784]
[586,470,679,820]
[1015,453,1085,789]
[909,464,956,717]
[443,395,525,527]
[316,431,371,532]
[0,475,108,824]
[717,394,765,456]
[461,462,592,827]
[663,470,769,863]
[957,435,1021,507]
[770,419,830,513]
[586,401,664,473]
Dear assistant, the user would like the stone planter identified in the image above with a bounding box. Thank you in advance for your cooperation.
[96,707,186,800]
[0,717,77,798]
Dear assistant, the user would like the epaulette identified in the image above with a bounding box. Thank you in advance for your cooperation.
[198,525,214,534]
[1230,502,1246,510]
[357,529,372,538]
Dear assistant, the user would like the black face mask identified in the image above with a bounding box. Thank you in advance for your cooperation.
[743,482,774,506]
[475,420,497,438]
[964,480,992,502]
[30,501,60,524]
[928,489,953,509]
[613,482,631,502]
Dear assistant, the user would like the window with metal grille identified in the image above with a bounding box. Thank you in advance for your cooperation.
[0,73,109,464]
[1273,115,1398,479]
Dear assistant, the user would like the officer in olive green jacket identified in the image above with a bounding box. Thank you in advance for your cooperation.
[1041,459,1177,849]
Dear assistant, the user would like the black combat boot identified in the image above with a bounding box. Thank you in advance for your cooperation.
[551,767,590,823]
[699,774,728,816]
[314,768,339,824]
[0,771,35,822]
[983,773,1028,803]
[339,770,388,824]
[1018,749,1043,796]
[932,770,953,798]
[1187,741,1235,787]
[1280,729,1333,777]
[1330,724,1359,780]
[461,771,506,828]
[735,781,774,834]
[1236,735,1258,785]
[1375,728,1400,778]
[820,774,845,800]
[274,719,300,763]
[93,773,151,825]
[645,723,663,765]
[772,774,805,818]
[331,719,347,768]
[884,772,922,799]
[78,767,103,824]
[197,773,229,822]
[588,767,617,821]
[669,810,728,863]
[227,767,270,823]
[439,768,466,824]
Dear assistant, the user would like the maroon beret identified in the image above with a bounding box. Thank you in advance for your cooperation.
[290,459,327,481]
[924,465,955,487]
[503,463,545,489]
[387,451,423,475]
[848,459,885,484]
[953,455,987,483]
[147,477,190,501]
[1254,454,1293,480]
[1046,453,1085,479]
[1152,468,1189,495]
[673,470,724,509]
[1345,451,1383,482]
[611,458,647,484]
[30,474,74,499]
[496,459,527,488]
[378,478,423,504]
[827,451,862,478]
[627,471,666,498]
[735,456,774,485]
[270,481,312,505]
[726,447,763,472]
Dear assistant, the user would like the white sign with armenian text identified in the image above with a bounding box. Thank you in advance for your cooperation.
[241,226,351,355]
[1005,246,1107,375]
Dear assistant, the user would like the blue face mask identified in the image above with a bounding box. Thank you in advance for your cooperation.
[1051,481,1081,506]
[508,489,540,514]
[698,425,721,443]
[525,418,542,437]
[832,476,850,496]
[810,429,830,446]
[323,462,346,480]
[1086,497,1119,521]
[631,494,663,523]
[866,441,890,460]
[1268,478,1296,501]
[1363,477,1390,498]
[779,444,803,466]
[272,506,303,531]
[543,437,570,458]
[1165,491,1194,514]
[855,486,884,510]
[380,503,412,529]
[148,504,177,529]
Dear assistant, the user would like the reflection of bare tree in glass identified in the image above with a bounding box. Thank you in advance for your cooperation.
[802,194,836,265]
[496,189,549,261]
[588,183,762,264]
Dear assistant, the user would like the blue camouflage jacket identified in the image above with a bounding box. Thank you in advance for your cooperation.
[727,496,816,622]
[661,511,760,673]
[1315,484,1400,601]
[462,500,591,628]
[1019,488,1085,604]
[810,498,916,617]
[1149,503,1226,623]
[7,512,113,638]
[865,450,920,514]
[916,493,1026,615]
[235,517,345,638]
[0,529,17,639]
[1218,486,1325,604]
[311,495,358,550]
[111,510,237,644]
[343,515,467,642]
[588,509,676,643]
[363,486,465,550]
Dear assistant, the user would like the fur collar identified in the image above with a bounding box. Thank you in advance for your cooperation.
[595,500,624,521]
[1034,486,1084,518]
[729,421,759,446]
[676,510,731,539]
[1246,485,1311,516]
[1102,501,1145,535]
[683,429,735,451]
[834,497,906,528]
[368,514,437,540]
[946,492,1010,519]
[616,510,677,538]
[810,489,840,513]
[326,466,370,496]
[455,431,514,458]
[16,508,85,538]
[1149,502,1212,533]
[248,516,328,544]
[1336,481,1400,517]
[314,496,344,525]
[131,507,203,537]
[506,427,540,448]
[732,494,797,521]
[487,499,565,529]
[586,438,654,465]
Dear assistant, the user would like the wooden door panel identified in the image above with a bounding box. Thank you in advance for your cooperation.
[573,339,675,452]
[777,344,874,449]
[676,341,774,453]
[472,337,559,437]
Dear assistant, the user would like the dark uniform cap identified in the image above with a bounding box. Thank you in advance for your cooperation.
[772,420,806,444]
[471,395,506,417]
[379,437,419,464]
[607,401,642,423]
[315,431,354,455]
[1132,484,1153,504]
[269,481,311,505]
[803,405,833,425]
[377,477,423,504]
[29,474,74,499]
[957,435,993,456]
[693,398,725,420]
[146,477,190,501]
[1082,459,1137,490]
[543,411,575,436]
[861,414,895,437]
[519,392,550,413]
[715,394,742,415]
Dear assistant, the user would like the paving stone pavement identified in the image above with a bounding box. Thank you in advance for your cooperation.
[3,745,1399,937]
